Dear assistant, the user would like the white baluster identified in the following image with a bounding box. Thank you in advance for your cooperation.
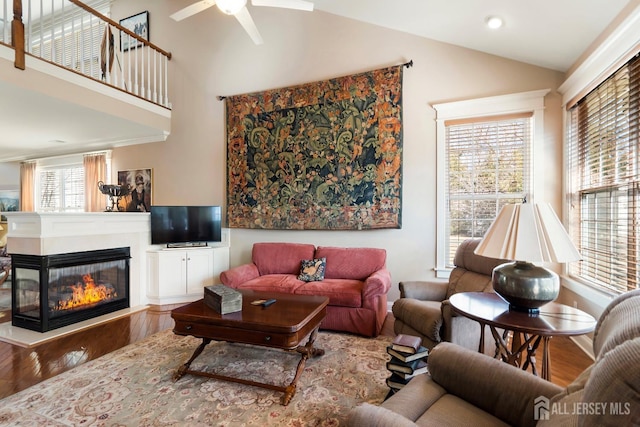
[164,55,169,107]
[147,44,151,101]
[61,0,65,67]
[27,0,32,53]
[50,0,55,62]
[39,0,43,59]
[153,50,157,103]
[3,0,8,44]
[127,35,132,92]
[134,39,139,96]
[79,10,84,75]
[89,14,94,78]
[140,43,145,98]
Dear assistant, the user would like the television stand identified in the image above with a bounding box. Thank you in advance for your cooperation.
[147,245,230,305]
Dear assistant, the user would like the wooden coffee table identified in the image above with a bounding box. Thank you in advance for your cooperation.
[171,290,329,405]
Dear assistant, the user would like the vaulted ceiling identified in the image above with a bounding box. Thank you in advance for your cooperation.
[313,0,632,72]
[0,0,634,162]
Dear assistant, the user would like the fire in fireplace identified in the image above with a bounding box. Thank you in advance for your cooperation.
[11,247,130,332]
[52,273,119,311]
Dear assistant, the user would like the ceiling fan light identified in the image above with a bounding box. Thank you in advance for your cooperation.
[217,0,247,15]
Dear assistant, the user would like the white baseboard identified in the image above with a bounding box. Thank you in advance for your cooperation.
[570,335,595,360]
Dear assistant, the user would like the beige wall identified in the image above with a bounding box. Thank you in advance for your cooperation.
[0,163,20,189]
[110,0,565,302]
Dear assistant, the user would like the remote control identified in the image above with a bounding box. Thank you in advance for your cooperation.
[262,299,276,307]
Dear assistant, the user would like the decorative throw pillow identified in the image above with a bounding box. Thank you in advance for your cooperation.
[298,258,326,282]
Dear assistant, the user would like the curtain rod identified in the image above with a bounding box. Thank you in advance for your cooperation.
[217,60,413,101]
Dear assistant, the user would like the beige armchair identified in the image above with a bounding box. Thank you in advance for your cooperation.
[349,288,640,426]
[392,238,507,352]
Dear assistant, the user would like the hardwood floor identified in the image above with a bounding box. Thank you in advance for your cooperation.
[0,305,176,400]
[0,307,593,400]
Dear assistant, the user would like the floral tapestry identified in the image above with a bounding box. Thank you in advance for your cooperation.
[225,65,403,230]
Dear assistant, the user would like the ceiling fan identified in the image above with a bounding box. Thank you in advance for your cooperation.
[170,0,314,45]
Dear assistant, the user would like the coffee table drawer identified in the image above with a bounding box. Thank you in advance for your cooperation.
[174,321,298,348]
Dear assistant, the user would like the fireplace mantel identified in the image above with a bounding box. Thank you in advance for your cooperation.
[4,212,151,309]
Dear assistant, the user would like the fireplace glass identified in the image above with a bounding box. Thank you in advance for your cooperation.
[12,247,130,332]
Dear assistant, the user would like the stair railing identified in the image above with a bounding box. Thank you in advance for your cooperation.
[4,0,172,109]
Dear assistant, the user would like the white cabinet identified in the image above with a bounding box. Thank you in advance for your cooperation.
[147,246,230,304]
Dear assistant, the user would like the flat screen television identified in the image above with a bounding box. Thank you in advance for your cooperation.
[150,206,222,247]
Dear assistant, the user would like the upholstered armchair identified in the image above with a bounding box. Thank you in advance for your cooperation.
[392,238,507,352]
[348,289,640,427]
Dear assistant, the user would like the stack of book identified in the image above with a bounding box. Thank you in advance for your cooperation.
[385,334,429,393]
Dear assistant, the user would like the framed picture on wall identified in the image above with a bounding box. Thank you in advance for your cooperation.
[0,188,19,221]
[120,11,149,51]
[117,169,152,212]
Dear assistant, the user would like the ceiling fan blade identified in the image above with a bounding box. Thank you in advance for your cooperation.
[170,0,217,21]
[234,6,264,45]
[251,0,314,12]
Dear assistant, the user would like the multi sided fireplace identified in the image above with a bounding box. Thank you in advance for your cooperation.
[11,247,130,332]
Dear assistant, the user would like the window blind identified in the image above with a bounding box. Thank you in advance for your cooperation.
[26,0,111,79]
[567,53,639,294]
[445,113,532,265]
[39,165,85,212]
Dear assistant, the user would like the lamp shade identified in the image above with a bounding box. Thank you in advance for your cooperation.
[474,202,581,264]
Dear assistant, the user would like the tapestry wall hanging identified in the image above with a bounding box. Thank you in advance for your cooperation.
[225,64,404,230]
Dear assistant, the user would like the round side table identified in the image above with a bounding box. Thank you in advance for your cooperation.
[449,292,596,380]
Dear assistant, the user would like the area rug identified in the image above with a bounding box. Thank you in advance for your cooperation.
[0,330,393,426]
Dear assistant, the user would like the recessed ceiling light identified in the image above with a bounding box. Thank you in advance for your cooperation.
[485,15,504,29]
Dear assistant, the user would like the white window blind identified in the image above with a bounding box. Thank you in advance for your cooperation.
[567,53,639,294]
[30,22,104,79]
[444,114,532,265]
[39,165,85,212]
[26,0,112,79]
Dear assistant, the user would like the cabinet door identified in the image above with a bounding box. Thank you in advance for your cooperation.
[156,251,188,297]
[185,249,214,295]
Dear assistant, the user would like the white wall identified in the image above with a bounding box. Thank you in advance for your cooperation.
[0,162,20,190]
[109,0,565,302]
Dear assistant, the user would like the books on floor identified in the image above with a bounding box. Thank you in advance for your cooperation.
[385,334,429,392]
[390,334,422,354]
[386,373,412,390]
[386,357,428,379]
[387,345,429,363]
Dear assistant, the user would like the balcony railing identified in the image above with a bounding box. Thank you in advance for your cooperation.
[1,0,171,108]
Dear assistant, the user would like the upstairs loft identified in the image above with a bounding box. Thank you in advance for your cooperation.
[0,0,172,162]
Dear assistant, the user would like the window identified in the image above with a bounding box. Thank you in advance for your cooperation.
[434,90,548,277]
[39,165,85,212]
[566,53,639,294]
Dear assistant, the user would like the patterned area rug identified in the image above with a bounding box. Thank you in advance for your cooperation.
[0,330,393,426]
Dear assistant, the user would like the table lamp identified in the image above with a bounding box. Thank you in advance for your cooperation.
[474,202,581,313]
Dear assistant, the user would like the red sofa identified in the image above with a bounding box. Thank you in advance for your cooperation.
[220,242,391,337]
